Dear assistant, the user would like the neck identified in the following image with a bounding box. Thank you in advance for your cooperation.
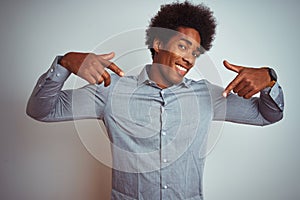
[148,63,169,89]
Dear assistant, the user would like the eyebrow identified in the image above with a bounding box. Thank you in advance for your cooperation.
[179,38,201,52]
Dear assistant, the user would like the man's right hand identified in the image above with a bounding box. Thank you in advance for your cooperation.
[59,52,124,86]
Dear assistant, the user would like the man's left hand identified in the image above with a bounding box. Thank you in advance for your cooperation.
[223,60,271,99]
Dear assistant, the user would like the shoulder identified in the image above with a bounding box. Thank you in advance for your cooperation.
[110,73,138,85]
[101,74,139,93]
[188,78,222,90]
[187,78,224,98]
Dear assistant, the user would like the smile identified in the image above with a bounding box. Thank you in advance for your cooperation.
[175,65,187,72]
[175,64,188,76]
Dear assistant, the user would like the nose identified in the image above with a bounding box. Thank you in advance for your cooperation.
[182,53,195,67]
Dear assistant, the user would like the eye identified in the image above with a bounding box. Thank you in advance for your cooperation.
[178,44,187,50]
[192,51,201,58]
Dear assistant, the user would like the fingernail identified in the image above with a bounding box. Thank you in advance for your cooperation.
[120,72,124,76]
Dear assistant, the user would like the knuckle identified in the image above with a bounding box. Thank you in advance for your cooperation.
[245,95,251,99]
[95,74,101,82]
[96,67,105,74]
[103,70,109,77]
[106,62,113,68]
[98,76,104,82]
[99,68,107,76]
[88,78,96,85]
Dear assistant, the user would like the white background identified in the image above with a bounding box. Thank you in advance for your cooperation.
[0,0,299,199]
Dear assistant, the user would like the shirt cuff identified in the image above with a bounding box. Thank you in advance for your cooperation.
[45,56,71,82]
[261,82,284,111]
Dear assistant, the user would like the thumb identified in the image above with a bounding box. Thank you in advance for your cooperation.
[223,60,243,73]
[98,52,115,60]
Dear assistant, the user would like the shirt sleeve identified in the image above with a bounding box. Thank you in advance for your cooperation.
[209,81,284,126]
[26,56,109,122]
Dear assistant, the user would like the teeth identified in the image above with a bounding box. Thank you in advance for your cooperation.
[176,64,187,72]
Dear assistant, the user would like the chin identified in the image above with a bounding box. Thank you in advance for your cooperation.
[161,66,185,86]
[168,75,184,85]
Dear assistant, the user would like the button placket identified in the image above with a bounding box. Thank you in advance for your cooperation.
[160,103,168,166]
[160,89,169,193]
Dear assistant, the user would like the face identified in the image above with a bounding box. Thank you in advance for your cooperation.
[150,27,201,88]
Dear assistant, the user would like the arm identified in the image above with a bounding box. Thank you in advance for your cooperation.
[211,61,284,126]
[26,52,124,122]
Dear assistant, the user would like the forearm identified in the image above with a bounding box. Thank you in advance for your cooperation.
[26,56,72,121]
[211,81,284,126]
[225,82,284,126]
[27,56,111,122]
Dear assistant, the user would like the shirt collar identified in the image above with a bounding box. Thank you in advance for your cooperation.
[137,64,191,88]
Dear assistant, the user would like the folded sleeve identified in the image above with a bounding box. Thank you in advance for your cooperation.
[26,56,109,122]
[209,81,284,126]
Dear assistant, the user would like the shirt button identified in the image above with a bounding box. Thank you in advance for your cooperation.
[163,185,168,189]
[56,73,60,77]
[163,159,167,163]
[162,131,166,136]
[50,68,54,73]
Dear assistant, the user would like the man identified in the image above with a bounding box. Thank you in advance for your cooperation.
[26,1,284,200]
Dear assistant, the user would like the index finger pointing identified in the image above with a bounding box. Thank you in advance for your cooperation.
[223,75,243,97]
[223,60,244,73]
[107,62,124,77]
[97,54,124,77]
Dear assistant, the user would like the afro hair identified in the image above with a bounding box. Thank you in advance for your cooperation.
[146,1,217,59]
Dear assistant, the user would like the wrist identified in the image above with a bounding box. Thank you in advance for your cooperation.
[58,56,69,68]
[262,67,277,87]
[268,80,276,87]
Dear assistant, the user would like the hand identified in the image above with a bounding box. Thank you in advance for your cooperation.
[223,60,271,99]
[59,52,124,86]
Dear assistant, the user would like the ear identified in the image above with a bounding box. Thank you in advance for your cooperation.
[153,38,162,54]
